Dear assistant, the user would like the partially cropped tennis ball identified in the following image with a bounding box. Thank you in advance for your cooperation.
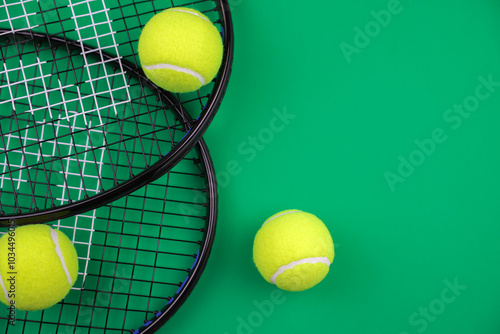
[253,210,335,292]
[138,7,224,93]
[0,224,79,311]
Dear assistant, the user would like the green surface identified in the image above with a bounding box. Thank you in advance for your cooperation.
[165,1,500,333]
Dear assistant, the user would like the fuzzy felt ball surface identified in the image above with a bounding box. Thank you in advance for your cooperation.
[0,224,79,311]
[138,7,223,93]
[253,210,335,292]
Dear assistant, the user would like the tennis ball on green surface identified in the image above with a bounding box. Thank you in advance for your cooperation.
[0,224,79,311]
[138,7,224,93]
[253,210,335,292]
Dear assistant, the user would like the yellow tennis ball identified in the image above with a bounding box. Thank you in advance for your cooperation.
[0,224,79,311]
[138,7,224,93]
[253,210,335,292]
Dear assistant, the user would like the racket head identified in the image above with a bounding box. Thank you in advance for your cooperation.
[0,137,217,333]
[0,0,233,225]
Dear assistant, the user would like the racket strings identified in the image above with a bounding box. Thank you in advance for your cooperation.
[0,1,138,213]
[0,33,188,215]
[55,148,211,332]
[1,0,225,221]
[0,0,228,331]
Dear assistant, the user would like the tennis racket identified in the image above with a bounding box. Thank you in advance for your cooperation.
[0,136,217,333]
[0,0,233,226]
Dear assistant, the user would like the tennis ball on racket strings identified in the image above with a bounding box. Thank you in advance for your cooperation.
[0,224,79,311]
[253,210,335,292]
[138,7,224,93]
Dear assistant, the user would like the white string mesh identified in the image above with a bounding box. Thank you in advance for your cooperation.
[0,0,228,331]
[0,0,131,289]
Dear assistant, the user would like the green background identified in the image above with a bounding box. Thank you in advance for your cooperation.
[168,1,500,333]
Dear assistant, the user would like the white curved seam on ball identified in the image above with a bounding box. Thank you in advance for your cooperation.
[262,210,302,227]
[169,8,210,22]
[142,63,206,85]
[270,257,331,285]
[0,271,10,304]
[51,229,73,285]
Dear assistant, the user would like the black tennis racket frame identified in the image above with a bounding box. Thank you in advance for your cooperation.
[0,0,233,227]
